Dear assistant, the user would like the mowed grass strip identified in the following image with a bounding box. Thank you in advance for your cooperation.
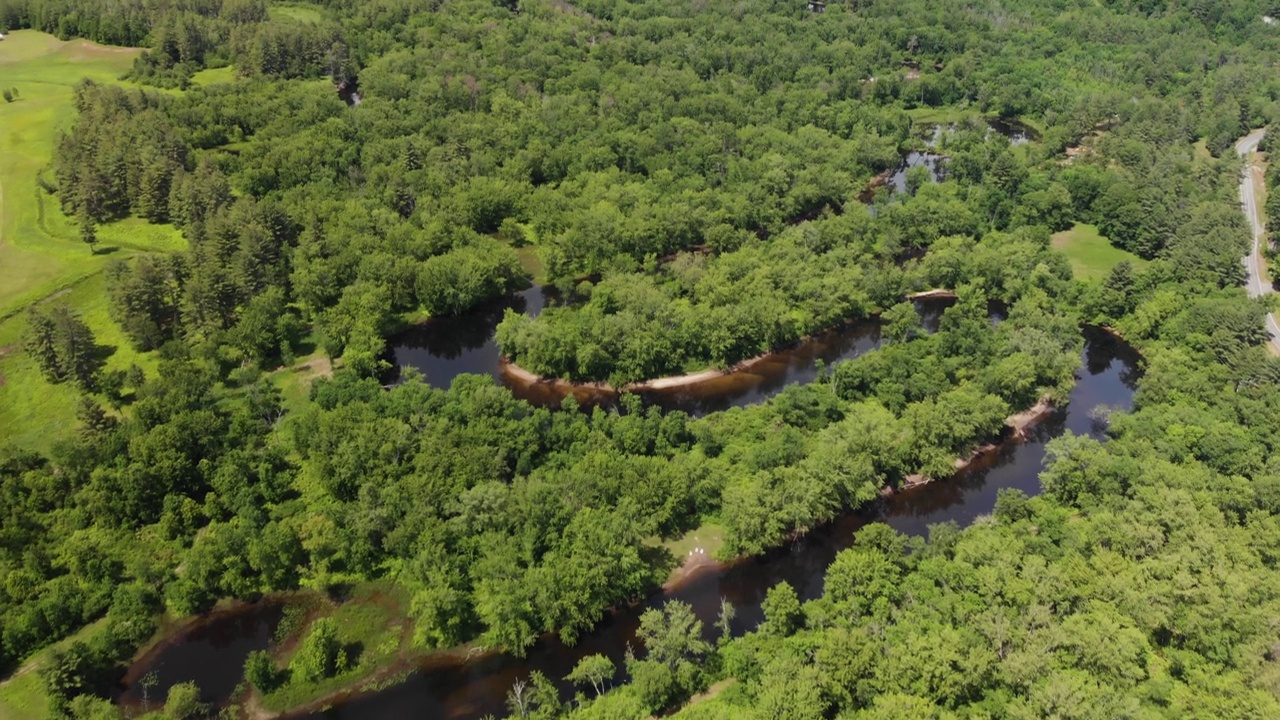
[1051,223,1146,281]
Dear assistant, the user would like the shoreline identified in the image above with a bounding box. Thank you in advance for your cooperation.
[905,288,958,301]
[498,348,785,396]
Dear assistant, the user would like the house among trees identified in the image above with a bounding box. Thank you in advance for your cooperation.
[807,0,824,12]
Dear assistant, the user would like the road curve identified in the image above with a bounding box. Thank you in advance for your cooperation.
[1235,129,1280,353]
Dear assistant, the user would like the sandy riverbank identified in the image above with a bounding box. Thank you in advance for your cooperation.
[501,344,812,396]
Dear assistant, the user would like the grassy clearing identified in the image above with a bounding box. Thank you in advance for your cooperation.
[0,30,160,316]
[0,30,189,449]
[516,245,547,285]
[190,65,236,86]
[0,619,110,720]
[269,2,327,23]
[658,522,725,561]
[261,339,330,419]
[667,680,739,719]
[654,521,727,582]
[1051,223,1145,282]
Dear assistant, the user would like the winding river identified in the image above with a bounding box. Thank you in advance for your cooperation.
[116,116,1076,717]
[300,327,1138,719]
[118,326,1139,719]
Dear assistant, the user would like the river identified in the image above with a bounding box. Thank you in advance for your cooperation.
[388,286,905,415]
[117,325,1137,718]
[389,116,1039,410]
[301,327,1138,719]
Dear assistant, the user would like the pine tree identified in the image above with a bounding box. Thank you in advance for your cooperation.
[51,305,100,389]
[76,396,117,440]
[78,207,98,254]
[24,308,61,382]
[26,305,100,387]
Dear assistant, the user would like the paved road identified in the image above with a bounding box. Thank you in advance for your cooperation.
[1235,129,1280,352]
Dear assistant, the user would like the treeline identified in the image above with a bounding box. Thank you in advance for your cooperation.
[130,2,348,88]
[0,0,153,45]
[0,0,348,88]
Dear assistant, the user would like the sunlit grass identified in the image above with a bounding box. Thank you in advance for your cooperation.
[190,65,237,86]
[1051,222,1146,282]
[0,30,151,316]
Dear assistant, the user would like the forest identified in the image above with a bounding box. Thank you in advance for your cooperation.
[4,0,1280,718]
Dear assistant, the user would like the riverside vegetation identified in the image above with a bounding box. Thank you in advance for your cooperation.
[3,0,1280,719]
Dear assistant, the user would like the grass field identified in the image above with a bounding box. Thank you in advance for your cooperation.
[1051,223,1146,281]
[190,65,237,86]
[0,30,187,451]
[269,2,327,23]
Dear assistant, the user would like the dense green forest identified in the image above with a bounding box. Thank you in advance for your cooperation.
[5,0,1280,717]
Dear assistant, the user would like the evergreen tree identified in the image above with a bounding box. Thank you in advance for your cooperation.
[77,206,98,254]
[24,305,100,387]
[24,307,60,382]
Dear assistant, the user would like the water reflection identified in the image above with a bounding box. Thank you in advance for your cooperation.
[117,601,287,714]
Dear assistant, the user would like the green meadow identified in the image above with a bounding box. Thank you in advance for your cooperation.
[1051,222,1146,281]
[0,30,184,450]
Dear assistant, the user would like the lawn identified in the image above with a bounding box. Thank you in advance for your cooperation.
[0,30,189,450]
[1051,223,1145,281]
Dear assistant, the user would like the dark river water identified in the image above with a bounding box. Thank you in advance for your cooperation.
[116,600,288,714]
[387,290,977,416]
